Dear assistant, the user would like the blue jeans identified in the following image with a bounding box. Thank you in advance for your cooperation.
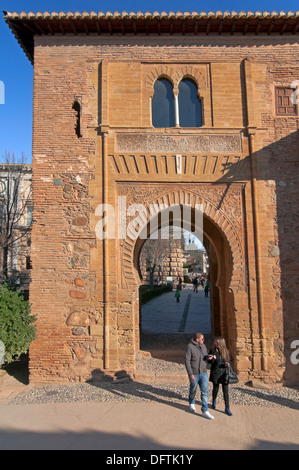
[188,372,209,413]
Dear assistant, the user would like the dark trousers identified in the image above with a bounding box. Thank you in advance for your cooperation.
[212,383,229,407]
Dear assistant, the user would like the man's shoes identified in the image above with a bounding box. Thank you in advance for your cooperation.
[189,404,196,413]
[202,411,214,420]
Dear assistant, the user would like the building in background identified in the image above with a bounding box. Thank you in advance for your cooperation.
[0,164,32,292]
[139,229,186,286]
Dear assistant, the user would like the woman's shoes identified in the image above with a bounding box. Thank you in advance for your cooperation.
[211,401,232,416]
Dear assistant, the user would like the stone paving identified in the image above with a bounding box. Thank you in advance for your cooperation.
[0,288,298,450]
[141,284,211,335]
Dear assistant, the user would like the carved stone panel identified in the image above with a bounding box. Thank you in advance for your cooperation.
[116,133,242,154]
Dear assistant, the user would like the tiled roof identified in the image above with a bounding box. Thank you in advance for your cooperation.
[3,10,299,64]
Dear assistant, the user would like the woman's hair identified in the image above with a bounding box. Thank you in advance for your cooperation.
[213,336,230,362]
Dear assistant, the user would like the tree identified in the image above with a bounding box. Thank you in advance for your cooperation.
[0,282,36,365]
[140,227,182,287]
[0,151,32,282]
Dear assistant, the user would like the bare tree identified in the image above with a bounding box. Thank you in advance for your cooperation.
[140,227,182,286]
[142,237,171,274]
[0,151,32,283]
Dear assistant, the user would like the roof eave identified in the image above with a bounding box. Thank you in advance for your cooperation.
[3,10,299,65]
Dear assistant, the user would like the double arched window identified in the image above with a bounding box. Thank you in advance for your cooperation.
[152,77,203,128]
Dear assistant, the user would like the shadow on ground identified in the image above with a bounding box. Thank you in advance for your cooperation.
[1,354,29,385]
[0,427,298,450]
[140,332,213,363]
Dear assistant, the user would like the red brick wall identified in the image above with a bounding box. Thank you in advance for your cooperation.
[29,34,299,384]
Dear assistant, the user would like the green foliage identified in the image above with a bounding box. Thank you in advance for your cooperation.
[140,284,172,305]
[0,283,36,364]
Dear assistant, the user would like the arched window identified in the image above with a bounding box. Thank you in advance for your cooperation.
[178,78,202,127]
[152,78,175,128]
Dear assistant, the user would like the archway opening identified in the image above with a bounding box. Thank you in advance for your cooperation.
[132,205,233,361]
[139,229,211,336]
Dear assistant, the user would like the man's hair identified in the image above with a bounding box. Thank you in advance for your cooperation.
[193,332,203,340]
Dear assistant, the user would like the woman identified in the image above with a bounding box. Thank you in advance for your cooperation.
[209,337,233,416]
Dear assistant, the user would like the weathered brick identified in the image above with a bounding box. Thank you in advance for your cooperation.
[7,14,297,385]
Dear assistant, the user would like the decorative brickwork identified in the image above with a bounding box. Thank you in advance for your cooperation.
[4,10,299,385]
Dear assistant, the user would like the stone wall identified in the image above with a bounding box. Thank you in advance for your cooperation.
[28,33,299,384]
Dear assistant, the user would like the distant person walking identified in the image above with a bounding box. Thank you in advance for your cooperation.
[185,332,214,420]
[204,281,210,297]
[175,288,181,303]
[208,336,233,416]
[193,276,199,293]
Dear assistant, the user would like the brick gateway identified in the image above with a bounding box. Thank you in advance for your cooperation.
[4,10,299,385]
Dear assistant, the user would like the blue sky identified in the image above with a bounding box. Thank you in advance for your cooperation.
[1,0,298,162]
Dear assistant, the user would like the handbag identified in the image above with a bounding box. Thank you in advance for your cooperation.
[225,362,239,384]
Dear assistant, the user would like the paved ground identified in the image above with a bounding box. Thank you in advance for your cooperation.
[142,285,211,334]
[0,387,298,450]
[0,286,298,451]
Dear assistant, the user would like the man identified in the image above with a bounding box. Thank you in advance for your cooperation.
[185,332,214,419]
[204,281,209,298]
[192,276,198,293]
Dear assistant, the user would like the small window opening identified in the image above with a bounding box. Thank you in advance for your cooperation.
[275,87,297,116]
[72,100,82,138]
[26,256,32,270]
[27,205,33,227]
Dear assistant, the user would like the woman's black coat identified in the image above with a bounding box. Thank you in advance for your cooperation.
[208,348,228,384]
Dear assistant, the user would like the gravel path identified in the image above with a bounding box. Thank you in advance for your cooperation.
[4,334,299,409]
[11,381,299,409]
[10,355,299,410]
